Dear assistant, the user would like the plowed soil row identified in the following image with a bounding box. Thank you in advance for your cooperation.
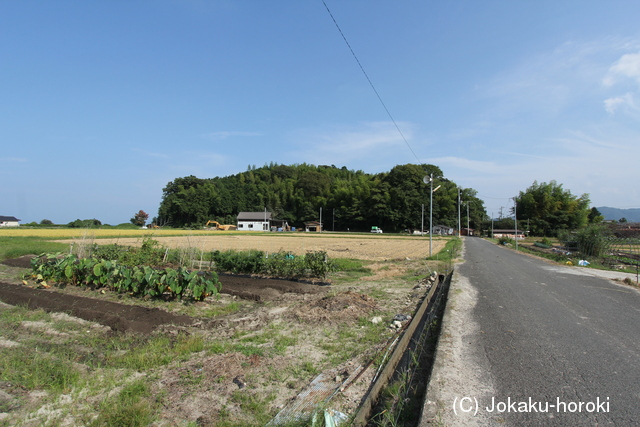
[0,256,327,334]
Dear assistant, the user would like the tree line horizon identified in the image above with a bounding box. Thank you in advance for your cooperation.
[155,163,602,236]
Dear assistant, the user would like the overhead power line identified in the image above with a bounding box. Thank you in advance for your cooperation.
[321,0,421,164]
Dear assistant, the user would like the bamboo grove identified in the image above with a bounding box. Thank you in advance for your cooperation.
[157,163,487,233]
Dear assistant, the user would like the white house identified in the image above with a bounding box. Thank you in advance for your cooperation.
[236,212,272,231]
[0,216,21,227]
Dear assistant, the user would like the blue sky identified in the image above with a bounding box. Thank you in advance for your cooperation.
[2,1,640,225]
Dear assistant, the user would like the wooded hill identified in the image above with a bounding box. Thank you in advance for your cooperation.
[156,163,487,232]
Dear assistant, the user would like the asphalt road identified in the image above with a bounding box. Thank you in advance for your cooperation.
[422,237,640,426]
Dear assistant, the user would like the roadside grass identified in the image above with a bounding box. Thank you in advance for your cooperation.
[91,379,159,427]
[320,318,391,366]
[0,305,209,426]
[180,300,242,318]
[216,391,277,427]
[330,258,373,281]
[425,237,461,262]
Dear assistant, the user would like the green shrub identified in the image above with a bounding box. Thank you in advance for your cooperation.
[498,236,514,245]
[91,236,164,267]
[539,237,552,247]
[574,225,612,257]
[211,250,336,279]
[28,254,220,301]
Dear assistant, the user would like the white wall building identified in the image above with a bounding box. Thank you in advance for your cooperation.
[0,216,21,227]
[236,212,272,231]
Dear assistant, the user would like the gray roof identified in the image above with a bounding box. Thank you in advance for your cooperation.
[0,216,20,222]
[237,212,273,221]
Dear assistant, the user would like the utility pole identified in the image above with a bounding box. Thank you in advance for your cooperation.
[466,202,470,234]
[429,173,433,257]
[491,212,494,239]
[513,197,518,251]
[458,187,461,237]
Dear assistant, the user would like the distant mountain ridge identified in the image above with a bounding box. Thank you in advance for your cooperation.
[597,207,640,222]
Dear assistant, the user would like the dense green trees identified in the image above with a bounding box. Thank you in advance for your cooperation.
[515,180,593,236]
[157,163,487,232]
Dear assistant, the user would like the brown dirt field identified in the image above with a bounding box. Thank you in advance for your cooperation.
[81,233,448,261]
[0,255,328,334]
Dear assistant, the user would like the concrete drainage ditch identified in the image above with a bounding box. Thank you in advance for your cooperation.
[265,271,453,426]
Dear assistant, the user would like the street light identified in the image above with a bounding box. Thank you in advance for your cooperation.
[513,197,518,251]
[458,188,461,237]
[423,174,441,257]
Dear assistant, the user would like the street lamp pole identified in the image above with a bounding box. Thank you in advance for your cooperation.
[429,173,433,257]
[458,188,461,237]
[513,197,518,251]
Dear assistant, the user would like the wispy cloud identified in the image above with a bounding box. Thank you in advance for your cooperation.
[288,121,415,165]
[132,148,169,159]
[430,156,498,174]
[202,131,261,140]
[604,96,629,114]
[554,129,626,150]
[476,38,640,121]
[194,152,229,164]
[0,157,27,162]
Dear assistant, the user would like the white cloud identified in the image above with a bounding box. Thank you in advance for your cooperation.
[604,96,627,114]
[602,52,640,115]
[603,93,639,116]
[472,38,640,125]
[603,51,640,86]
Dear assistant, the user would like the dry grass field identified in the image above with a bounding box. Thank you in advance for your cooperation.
[0,228,449,261]
[82,233,448,261]
[0,228,447,261]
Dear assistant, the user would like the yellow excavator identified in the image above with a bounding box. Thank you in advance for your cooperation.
[205,220,237,231]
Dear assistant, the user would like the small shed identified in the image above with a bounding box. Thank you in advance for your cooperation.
[304,221,323,232]
[461,227,475,236]
[0,216,21,227]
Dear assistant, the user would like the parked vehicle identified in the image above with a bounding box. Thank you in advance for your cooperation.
[371,226,383,233]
